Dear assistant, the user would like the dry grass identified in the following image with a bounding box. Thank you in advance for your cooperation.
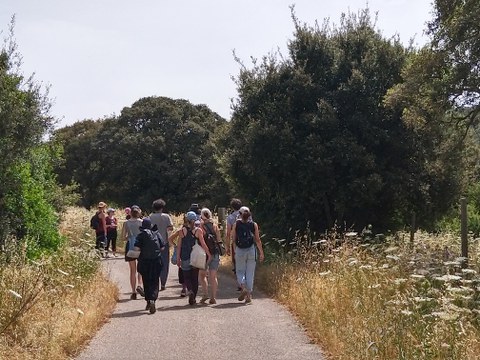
[256,231,480,359]
[0,207,118,360]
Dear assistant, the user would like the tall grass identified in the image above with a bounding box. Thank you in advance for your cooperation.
[256,231,480,359]
[0,207,118,359]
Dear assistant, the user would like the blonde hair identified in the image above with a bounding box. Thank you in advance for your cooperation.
[201,208,212,220]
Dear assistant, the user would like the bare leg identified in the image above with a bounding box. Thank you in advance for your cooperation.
[128,261,137,293]
[210,269,218,300]
[198,269,209,302]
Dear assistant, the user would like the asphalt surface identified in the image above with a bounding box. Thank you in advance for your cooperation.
[76,256,324,360]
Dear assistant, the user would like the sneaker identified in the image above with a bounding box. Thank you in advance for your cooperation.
[200,295,209,304]
[145,301,150,310]
[180,289,186,297]
[136,286,145,297]
[130,293,137,300]
[238,289,247,302]
[160,286,166,291]
[209,298,217,304]
[149,301,156,314]
[188,291,196,305]
[245,294,252,304]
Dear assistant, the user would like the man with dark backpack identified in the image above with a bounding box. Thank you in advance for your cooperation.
[134,217,166,314]
[232,206,264,304]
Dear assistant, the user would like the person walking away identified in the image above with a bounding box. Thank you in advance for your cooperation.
[120,206,144,299]
[168,218,188,297]
[93,202,108,256]
[232,206,264,304]
[198,208,222,304]
[176,211,211,305]
[226,198,242,290]
[149,198,173,291]
[105,208,118,257]
[135,217,166,314]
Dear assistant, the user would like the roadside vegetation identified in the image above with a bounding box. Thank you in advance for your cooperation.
[0,207,117,360]
[256,231,480,359]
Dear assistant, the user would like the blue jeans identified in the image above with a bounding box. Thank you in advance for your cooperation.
[234,245,256,292]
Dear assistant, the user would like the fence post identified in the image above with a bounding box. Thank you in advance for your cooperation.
[460,197,468,266]
[218,207,227,241]
[409,212,416,246]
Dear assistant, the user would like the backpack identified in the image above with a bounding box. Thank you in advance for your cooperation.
[137,230,164,260]
[202,222,217,254]
[90,212,100,230]
[235,220,255,248]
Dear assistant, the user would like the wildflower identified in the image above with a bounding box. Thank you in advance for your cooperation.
[8,290,22,299]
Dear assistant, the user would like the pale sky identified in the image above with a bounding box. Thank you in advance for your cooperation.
[1,0,433,128]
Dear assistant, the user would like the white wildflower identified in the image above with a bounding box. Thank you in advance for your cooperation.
[8,290,22,299]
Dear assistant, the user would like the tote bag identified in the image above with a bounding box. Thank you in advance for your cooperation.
[190,241,207,270]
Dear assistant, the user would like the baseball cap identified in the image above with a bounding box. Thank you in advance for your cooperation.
[239,206,250,214]
[186,211,197,222]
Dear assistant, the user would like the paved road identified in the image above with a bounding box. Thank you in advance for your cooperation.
[76,256,324,360]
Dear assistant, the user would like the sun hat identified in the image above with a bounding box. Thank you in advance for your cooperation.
[201,208,212,220]
[186,211,197,222]
[98,202,107,208]
[139,217,152,230]
[239,206,250,214]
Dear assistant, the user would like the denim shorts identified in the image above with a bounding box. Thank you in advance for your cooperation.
[180,258,192,271]
[207,253,220,271]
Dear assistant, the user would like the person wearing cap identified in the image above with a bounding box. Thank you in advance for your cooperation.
[134,217,166,314]
[198,208,222,304]
[232,206,264,304]
[121,206,144,299]
[95,202,108,254]
[176,211,212,305]
[105,208,118,257]
[149,198,173,291]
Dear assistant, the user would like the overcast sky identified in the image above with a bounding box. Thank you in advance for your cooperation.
[1,0,433,128]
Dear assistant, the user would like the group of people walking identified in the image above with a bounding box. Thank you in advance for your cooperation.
[92,198,264,314]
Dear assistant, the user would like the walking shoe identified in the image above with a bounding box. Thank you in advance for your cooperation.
[209,298,217,304]
[200,295,209,304]
[238,289,247,301]
[160,286,166,291]
[188,291,196,305]
[149,300,156,314]
[145,301,150,310]
[130,293,137,300]
[245,294,252,304]
[180,289,186,297]
[136,286,145,297]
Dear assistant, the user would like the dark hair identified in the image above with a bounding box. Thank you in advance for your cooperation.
[152,198,166,211]
[230,198,242,211]
[189,203,201,215]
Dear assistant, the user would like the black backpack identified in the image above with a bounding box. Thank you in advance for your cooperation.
[235,220,255,248]
[90,212,100,230]
[137,230,164,260]
[202,222,217,254]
